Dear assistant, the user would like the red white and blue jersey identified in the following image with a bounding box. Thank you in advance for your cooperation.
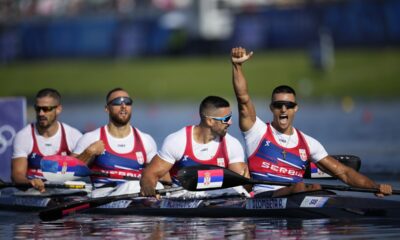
[90,126,147,184]
[27,123,70,179]
[248,123,311,184]
[169,126,230,184]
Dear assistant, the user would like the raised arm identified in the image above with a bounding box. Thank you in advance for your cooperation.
[231,47,257,132]
[317,155,392,197]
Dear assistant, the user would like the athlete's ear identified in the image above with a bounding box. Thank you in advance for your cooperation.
[56,104,63,115]
[294,104,298,112]
[104,104,109,113]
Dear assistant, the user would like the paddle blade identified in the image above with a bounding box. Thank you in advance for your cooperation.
[41,155,91,183]
[333,155,361,171]
[304,154,361,179]
[177,165,251,191]
[39,200,93,221]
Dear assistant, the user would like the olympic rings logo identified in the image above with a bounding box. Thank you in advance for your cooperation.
[0,125,16,154]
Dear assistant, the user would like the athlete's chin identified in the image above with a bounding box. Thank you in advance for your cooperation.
[219,130,228,137]
[38,122,50,129]
[111,115,131,126]
[38,118,48,125]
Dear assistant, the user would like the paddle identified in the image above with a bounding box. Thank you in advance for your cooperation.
[0,179,86,190]
[304,154,361,179]
[40,155,172,185]
[176,165,400,194]
[39,186,183,221]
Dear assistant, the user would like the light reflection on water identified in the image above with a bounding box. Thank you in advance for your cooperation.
[2,214,400,239]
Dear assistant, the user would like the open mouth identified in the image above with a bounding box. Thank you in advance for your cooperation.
[279,114,288,124]
[119,110,128,117]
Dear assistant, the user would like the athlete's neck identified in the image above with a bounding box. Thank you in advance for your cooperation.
[193,125,216,144]
[107,123,131,138]
[271,122,293,135]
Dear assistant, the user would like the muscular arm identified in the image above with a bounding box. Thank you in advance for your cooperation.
[228,162,250,178]
[72,140,104,165]
[231,47,257,132]
[316,155,392,196]
[140,155,174,196]
[11,157,30,184]
[12,157,45,192]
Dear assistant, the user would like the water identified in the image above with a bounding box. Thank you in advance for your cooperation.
[7,99,399,239]
[1,212,400,239]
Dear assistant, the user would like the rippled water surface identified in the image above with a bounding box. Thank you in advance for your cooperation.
[1,213,400,239]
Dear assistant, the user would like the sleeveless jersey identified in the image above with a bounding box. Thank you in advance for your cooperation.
[248,123,311,183]
[90,126,147,184]
[170,126,229,184]
[27,123,70,179]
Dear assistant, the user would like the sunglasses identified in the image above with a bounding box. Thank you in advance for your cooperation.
[107,96,133,106]
[205,112,232,124]
[34,105,58,113]
[271,101,297,109]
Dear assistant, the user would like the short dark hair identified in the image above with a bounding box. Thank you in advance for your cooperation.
[271,85,296,101]
[199,96,230,116]
[36,88,61,103]
[106,87,126,102]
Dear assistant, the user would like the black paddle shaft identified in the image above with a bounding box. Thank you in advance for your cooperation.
[39,187,183,221]
[177,165,399,194]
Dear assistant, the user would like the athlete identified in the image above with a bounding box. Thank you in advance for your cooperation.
[230,47,392,197]
[140,96,249,197]
[72,88,157,196]
[11,88,82,192]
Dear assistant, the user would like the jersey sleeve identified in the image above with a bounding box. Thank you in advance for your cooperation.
[242,116,267,157]
[63,123,83,152]
[302,132,328,163]
[11,126,33,159]
[225,135,246,164]
[139,131,157,163]
[157,128,186,164]
[71,129,100,155]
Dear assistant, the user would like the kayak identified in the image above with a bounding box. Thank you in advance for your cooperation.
[86,190,400,219]
[1,189,400,219]
[0,188,88,212]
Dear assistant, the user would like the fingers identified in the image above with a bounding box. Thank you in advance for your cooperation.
[231,46,253,64]
[379,184,392,195]
[374,184,392,197]
[30,179,45,192]
[140,189,158,198]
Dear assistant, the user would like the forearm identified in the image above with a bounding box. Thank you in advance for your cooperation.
[228,162,249,178]
[74,150,96,165]
[140,169,159,189]
[140,168,163,196]
[319,156,378,189]
[11,172,30,184]
[338,169,379,189]
[11,158,30,184]
[140,156,173,195]
[232,63,251,104]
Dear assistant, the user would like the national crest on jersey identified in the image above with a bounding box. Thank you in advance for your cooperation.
[27,123,70,180]
[90,126,147,184]
[248,123,310,183]
[170,126,229,185]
